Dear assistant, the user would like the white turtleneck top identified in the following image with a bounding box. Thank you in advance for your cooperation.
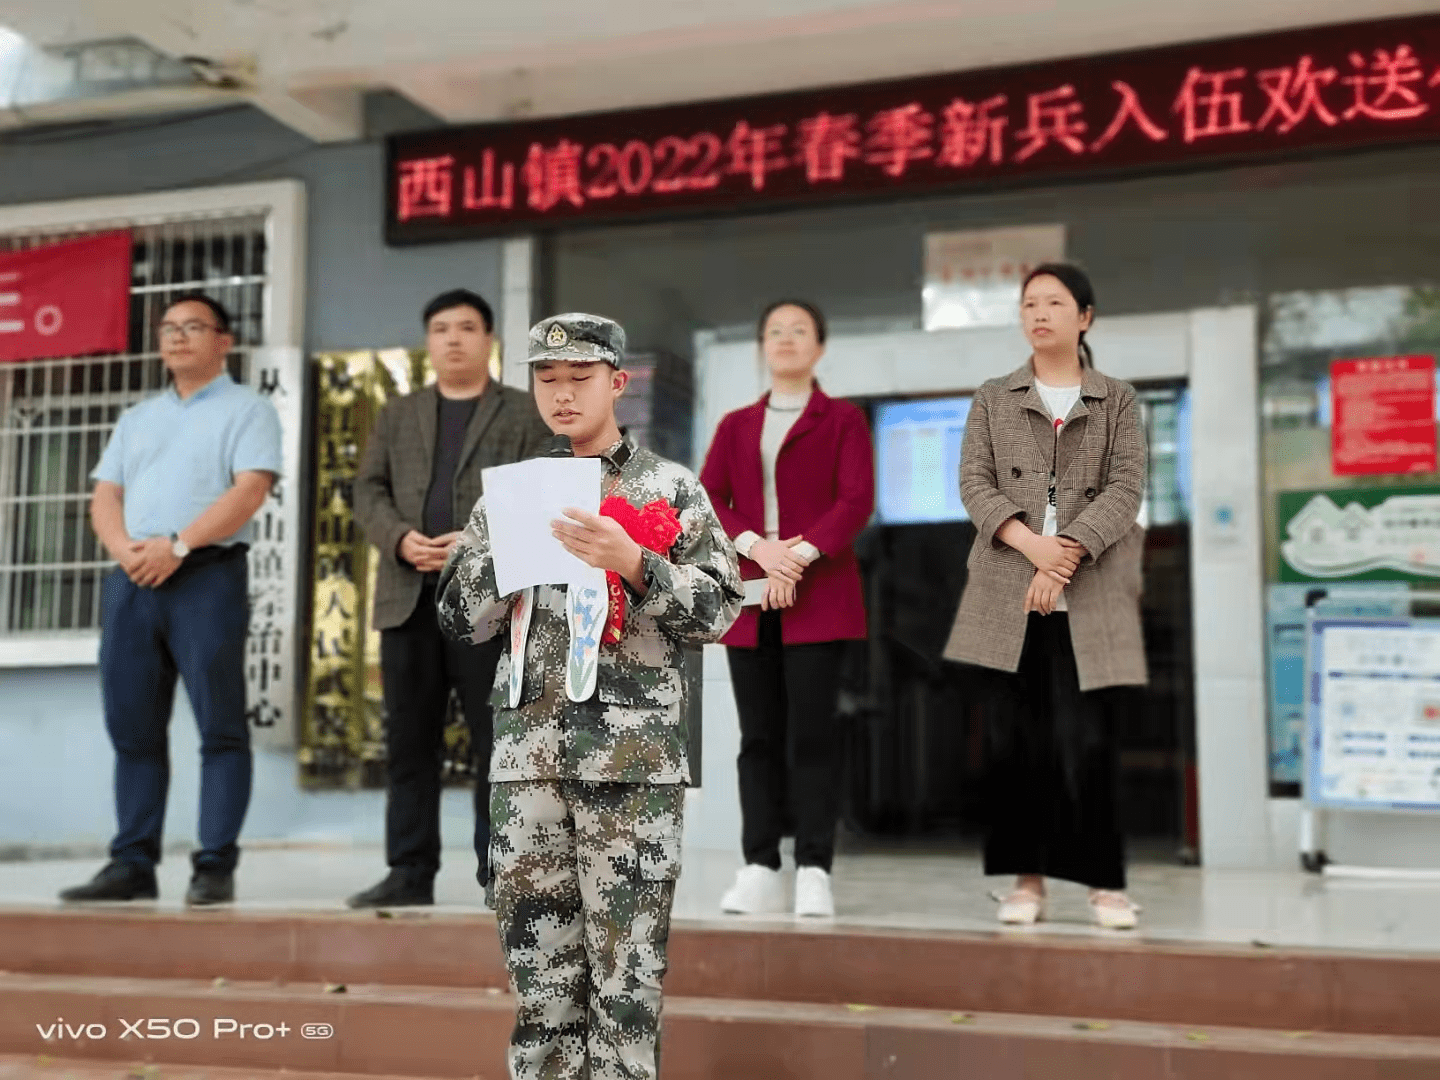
[735,387,822,566]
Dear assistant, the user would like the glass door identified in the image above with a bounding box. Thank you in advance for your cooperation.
[839,383,1197,860]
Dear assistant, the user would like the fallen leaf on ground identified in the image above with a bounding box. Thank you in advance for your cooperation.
[1073,1021,1111,1031]
[324,983,347,994]
[1185,1032,1210,1043]
[844,1004,875,1013]
[950,1013,974,1024]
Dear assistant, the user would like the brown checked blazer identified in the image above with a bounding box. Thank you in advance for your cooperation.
[943,363,1148,691]
[355,381,551,631]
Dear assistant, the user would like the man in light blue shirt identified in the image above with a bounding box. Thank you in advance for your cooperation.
[60,293,282,907]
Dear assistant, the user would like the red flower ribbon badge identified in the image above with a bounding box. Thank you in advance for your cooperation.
[598,496,682,646]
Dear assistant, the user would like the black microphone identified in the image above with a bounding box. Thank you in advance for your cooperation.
[543,434,574,458]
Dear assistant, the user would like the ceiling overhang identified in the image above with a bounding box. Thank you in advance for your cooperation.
[0,0,1434,142]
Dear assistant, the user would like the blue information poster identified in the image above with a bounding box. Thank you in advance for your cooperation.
[1306,616,1440,811]
[1265,583,1407,786]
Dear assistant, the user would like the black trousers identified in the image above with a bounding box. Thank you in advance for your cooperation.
[380,583,502,884]
[978,612,1131,890]
[726,610,847,872]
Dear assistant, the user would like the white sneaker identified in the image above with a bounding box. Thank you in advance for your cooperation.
[793,866,835,918]
[720,864,786,914]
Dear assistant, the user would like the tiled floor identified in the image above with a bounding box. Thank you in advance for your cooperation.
[3,841,1439,955]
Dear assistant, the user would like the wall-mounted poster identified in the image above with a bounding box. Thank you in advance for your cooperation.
[922,225,1064,330]
[1278,487,1440,583]
[1331,355,1436,476]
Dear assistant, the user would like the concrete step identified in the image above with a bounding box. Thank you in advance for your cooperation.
[2,908,1438,1038]
[3,972,1439,1080]
[0,1054,432,1080]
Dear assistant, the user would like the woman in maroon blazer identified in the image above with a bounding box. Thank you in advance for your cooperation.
[700,300,875,918]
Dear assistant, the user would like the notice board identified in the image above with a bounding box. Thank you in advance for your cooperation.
[1305,616,1440,811]
[1330,355,1436,476]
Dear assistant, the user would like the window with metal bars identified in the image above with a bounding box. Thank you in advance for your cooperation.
[0,213,270,634]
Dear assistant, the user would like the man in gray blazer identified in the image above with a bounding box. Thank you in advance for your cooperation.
[350,288,551,907]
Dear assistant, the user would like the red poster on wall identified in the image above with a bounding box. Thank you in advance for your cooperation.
[0,232,132,363]
[1331,355,1437,475]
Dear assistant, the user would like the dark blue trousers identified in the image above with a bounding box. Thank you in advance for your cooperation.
[99,551,252,874]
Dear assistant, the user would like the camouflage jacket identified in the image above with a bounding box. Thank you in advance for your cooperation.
[437,437,743,784]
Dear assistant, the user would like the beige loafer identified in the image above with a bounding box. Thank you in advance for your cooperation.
[1090,890,1140,930]
[995,889,1046,925]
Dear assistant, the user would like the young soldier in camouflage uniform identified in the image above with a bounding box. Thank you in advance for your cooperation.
[438,313,743,1080]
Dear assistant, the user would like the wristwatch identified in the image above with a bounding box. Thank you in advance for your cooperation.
[170,533,190,559]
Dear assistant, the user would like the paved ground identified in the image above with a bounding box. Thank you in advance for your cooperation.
[2,842,1439,953]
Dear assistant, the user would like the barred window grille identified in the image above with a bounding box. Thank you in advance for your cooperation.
[0,212,270,634]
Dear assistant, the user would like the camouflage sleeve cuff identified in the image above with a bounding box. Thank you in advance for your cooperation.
[435,501,510,644]
[629,549,671,609]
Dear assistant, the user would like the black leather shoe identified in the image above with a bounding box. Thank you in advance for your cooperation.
[185,870,234,907]
[347,871,434,909]
[59,861,158,903]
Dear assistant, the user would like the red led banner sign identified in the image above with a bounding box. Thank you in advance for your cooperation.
[387,14,1440,243]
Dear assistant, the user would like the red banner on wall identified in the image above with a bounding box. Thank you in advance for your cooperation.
[1331,355,1437,475]
[0,232,132,363]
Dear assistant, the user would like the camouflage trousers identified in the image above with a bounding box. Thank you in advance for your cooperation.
[490,779,685,1080]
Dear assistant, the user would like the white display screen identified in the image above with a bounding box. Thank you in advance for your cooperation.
[874,396,972,525]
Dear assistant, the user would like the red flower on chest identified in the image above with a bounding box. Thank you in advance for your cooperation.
[598,496,682,645]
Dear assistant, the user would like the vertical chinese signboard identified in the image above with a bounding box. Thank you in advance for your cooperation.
[388,15,1440,242]
[1331,355,1437,475]
[245,345,306,741]
[303,350,388,787]
[302,349,481,789]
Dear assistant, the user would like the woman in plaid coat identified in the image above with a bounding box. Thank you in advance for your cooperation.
[944,263,1148,931]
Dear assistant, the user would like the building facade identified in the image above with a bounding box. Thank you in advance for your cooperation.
[3,10,1439,871]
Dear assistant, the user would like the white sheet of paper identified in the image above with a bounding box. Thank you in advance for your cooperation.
[742,579,768,606]
[482,456,603,596]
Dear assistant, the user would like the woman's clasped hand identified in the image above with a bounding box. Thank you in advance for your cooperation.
[752,535,810,610]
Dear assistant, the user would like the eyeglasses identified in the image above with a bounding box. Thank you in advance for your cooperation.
[158,320,222,339]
